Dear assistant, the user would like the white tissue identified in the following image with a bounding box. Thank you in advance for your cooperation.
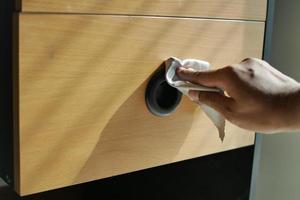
[165,57,225,141]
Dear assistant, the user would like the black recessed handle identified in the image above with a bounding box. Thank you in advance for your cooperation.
[145,64,182,116]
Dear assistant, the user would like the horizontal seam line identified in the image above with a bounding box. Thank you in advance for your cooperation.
[18,11,265,23]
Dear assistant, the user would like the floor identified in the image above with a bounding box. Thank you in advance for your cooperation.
[1,146,254,200]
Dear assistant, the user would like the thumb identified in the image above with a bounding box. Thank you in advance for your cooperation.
[188,90,234,116]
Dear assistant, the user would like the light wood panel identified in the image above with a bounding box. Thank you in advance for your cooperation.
[16,14,264,195]
[20,0,267,21]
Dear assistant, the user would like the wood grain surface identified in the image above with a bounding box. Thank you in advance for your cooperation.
[20,0,267,21]
[15,14,264,195]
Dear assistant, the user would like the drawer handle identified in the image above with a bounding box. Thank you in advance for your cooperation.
[145,63,182,116]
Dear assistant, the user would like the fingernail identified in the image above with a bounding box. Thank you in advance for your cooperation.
[188,90,199,101]
[176,67,185,74]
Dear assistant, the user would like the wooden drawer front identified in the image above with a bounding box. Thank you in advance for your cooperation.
[15,14,264,195]
[19,0,267,21]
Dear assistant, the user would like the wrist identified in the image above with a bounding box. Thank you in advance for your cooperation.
[293,86,300,127]
[282,84,300,130]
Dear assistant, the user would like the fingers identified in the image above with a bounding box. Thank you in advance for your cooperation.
[188,90,235,117]
[176,67,230,89]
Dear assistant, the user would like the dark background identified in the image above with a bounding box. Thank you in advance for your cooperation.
[1,1,255,199]
[0,0,14,186]
[1,146,254,200]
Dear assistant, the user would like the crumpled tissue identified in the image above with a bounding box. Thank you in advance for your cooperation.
[165,57,225,141]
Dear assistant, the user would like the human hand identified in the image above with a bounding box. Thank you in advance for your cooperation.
[177,58,300,133]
